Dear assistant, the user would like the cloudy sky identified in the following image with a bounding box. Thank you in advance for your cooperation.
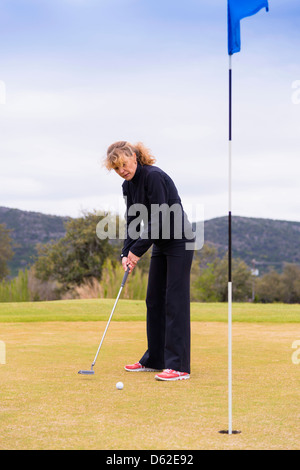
[0,0,299,223]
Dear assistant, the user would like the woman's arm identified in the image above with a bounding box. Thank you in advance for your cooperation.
[121,184,137,258]
[129,171,169,258]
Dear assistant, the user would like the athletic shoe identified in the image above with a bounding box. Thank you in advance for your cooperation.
[124,362,162,372]
[155,369,190,381]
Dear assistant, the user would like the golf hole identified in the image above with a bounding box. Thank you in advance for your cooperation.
[219,430,241,435]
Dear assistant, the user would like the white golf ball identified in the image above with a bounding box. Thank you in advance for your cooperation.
[116,381,124,390]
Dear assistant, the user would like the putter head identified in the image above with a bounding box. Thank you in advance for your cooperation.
[78,369,95,375]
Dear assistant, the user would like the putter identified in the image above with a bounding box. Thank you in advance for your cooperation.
[78,266,130,375]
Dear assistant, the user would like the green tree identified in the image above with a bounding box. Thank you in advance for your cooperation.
[0,269,30,302]
[191,244,252,302]
[232,259,253,301]
[280,263,300,303]
[212,256,252,302]
[255,264,300,303]
[34,211,115,292]
[255,269,283,303]
[0,223,14,280]
[191,245,220,301]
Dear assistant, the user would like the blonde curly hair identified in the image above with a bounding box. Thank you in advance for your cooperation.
[104,141,156,170]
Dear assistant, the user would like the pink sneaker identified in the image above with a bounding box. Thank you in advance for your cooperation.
[155,369,190,381]
[124,362,161,372]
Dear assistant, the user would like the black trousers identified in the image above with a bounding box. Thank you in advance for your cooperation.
[139,240,194,374]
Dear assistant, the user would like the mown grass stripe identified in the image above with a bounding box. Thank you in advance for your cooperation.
[0,299,299,323]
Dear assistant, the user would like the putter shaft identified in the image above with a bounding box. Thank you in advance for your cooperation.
[78,267,130,375]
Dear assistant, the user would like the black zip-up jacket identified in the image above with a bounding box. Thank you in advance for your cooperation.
[121,163,193,258]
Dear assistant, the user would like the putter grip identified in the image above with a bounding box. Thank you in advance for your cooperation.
[121,266,130,287]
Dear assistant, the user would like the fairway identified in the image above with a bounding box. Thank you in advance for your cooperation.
[0,301,300,450]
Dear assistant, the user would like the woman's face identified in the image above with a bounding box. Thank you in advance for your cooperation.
[114,154,137,181]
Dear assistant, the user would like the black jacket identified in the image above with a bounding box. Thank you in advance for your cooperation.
[121,163,192,258]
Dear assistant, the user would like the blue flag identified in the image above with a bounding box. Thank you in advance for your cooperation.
[228,0,269,55]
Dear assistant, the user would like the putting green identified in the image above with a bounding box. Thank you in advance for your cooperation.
[0,319,299,450]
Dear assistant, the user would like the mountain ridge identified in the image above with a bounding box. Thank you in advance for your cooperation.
[1,206,299,277]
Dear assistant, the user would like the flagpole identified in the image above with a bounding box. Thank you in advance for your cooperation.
[228,53,233,436]
[225,0,268,437]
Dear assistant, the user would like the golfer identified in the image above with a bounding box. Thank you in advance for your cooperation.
[104,141,195,381]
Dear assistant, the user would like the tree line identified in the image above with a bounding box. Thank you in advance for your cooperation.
[1,212,300,303]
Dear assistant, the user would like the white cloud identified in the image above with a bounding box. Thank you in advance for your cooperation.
[0,19,299,223]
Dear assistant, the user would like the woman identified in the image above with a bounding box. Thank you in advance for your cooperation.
[104,141,195,381]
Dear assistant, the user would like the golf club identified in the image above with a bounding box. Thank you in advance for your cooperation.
[78,266,130,375]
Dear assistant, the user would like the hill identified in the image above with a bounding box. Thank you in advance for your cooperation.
[0,206,70,277]
[1,206,300,277]
[203,216,300,274]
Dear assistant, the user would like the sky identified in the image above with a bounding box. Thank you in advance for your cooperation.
[0,0,299,223]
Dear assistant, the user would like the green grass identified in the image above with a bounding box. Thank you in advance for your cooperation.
[0,299,299,323]
[1,300,299,449]
[0,321,299,450]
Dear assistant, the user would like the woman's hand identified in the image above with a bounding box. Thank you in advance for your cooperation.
[127,251,140,273]
[122,257,129,272]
